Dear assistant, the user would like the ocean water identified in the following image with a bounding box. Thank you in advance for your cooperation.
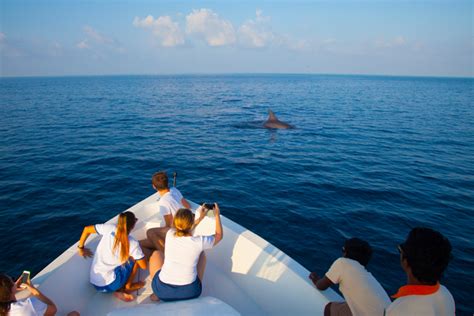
[0,74,472,314]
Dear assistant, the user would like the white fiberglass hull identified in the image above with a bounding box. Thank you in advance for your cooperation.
[27,193,342,315]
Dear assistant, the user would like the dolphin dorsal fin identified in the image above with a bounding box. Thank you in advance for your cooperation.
[268,109,278,121]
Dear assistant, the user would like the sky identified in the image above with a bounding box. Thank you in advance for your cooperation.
[0,0,473,77]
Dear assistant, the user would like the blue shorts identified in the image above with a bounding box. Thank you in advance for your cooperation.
[152,270,202,302]
[93,259,134,292]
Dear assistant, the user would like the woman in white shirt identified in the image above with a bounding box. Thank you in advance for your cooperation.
[78,211,147,302]
[0,273,55,316]
[149,204,223,302]
[0,273,79,316]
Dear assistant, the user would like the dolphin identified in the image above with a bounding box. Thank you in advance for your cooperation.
[263,109,294,129]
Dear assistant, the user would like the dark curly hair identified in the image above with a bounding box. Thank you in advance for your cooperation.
[344,238,373,267]
[399,227,452,284]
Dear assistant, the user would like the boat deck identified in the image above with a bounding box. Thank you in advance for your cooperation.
[27,193,342,315]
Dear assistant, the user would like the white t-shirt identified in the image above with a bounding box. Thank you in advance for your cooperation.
[90,224,145,287]
[325,257,391,316]
[9,297,47,316]
[158,187,184,218]
[159,229,215,285]
[385,285,455,316]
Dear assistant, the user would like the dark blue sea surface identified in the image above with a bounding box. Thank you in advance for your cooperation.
[0,75,473,314]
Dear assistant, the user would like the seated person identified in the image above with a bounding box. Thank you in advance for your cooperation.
[148,205,223,302]
[0,273,79,316]
[309,238,390,316]
[386,227,454,315]
[140,171,191,255]
[77,211,147,302]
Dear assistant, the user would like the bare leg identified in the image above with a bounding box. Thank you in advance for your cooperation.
[197,252,207,281]
[146,227,169,252]
[149,250,164,302]
[124,259,145,292]
[139,239,154,261]
[149,250,164,280]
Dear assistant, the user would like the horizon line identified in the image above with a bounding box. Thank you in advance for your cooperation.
[1,72,473,80]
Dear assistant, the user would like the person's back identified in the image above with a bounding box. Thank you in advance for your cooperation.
[159,229,214,285]
[148,206,224,302]
[386,227,454,316]
[310,238,390,316]
[77,211,147,302]
[90,223,143,286]
[326,257,390,315]
[158,188,183,220]
[386,284,454,316]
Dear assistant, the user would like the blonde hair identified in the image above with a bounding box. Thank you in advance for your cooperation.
[174,208,194,237]
[113,212,137,263]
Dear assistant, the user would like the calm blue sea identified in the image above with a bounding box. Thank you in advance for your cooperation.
[0,75,472,314]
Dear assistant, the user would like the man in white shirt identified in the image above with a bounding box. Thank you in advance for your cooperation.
[309,238,390,316]
[140,171,191,255]
[386,227,455,316]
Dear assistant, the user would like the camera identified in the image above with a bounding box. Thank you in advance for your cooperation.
[203,203,215,210]
[21,270,30,285]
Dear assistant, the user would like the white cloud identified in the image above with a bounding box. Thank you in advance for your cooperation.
[76,39,90,49]
[186,9,236,46]
[238,9,275,48]
[76,26,123,52]
[133,15,184,47]
[375,36,407,49]
[0,32,5,42]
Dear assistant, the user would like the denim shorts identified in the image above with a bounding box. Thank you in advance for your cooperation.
[93,259,134,292]
[152,270,202,302]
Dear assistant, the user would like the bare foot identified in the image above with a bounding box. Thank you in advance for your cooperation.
[124,281,145,292]
[113,291,135,302]
[150,294,160,302]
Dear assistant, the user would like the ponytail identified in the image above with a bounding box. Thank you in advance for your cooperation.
[174,208,194,237]
[113,212,137,264]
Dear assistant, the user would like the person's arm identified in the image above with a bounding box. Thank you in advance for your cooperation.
[192,205,210,230]
[22,282,57,316]
[181,197,191,209]
[213,203,223,246]
[164,214,172,227]
[78,225,96,258]
[309,272,335,291]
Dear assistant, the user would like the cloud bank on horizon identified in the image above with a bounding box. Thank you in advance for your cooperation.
[0,1,472,77]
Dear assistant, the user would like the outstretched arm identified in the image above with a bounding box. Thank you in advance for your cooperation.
[78,225,97,258]
[213,203,223,246]
[19,280,57,316]
[164,214,173,228]
[181,197,191,209]
[309,272,334,291]
[192,205,209,230]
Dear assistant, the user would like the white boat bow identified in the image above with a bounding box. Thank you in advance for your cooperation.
[26,193,342,315]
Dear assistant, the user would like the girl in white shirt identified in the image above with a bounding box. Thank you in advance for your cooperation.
[149,204,223,302]
[78,211,147,302]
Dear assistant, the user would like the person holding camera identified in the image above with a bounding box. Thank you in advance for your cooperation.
[0,273,79,316]
[147,204,223,302]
